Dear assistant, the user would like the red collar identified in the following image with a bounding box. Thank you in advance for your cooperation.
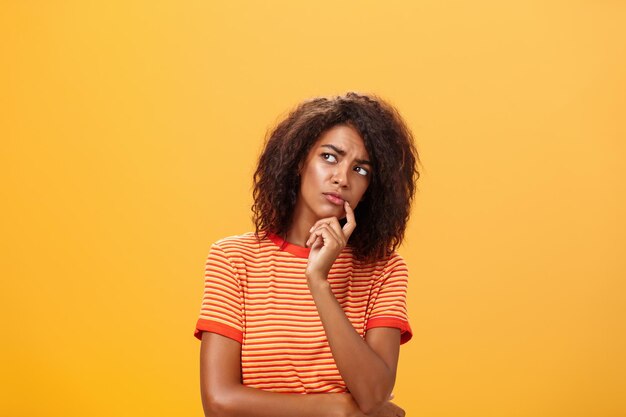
[267,233,310,258]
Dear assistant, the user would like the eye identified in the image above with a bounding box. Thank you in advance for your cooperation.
[354,166,369,176]
[321,153,338,163]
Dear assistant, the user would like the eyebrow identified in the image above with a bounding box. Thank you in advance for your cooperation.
[321,144,372,166]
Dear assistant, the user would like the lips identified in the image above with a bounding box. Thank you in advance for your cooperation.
[323,192,344,206]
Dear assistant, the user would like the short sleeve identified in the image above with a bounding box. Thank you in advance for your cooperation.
[365,252,413,344]
[194,243,244,343]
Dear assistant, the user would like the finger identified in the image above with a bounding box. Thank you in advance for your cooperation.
[306,224,331,247]
[342,201,356,238]
[319,223,343,247]
[322,217,346,246]
[310,234,323,250]
[308,216,340,234]
[306,224,341,249]
[305,232,317,248]
[390,403,405,417]
[306,227,328,248]
[307,221,342,247]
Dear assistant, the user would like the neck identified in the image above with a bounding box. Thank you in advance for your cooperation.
[285,201,317,247]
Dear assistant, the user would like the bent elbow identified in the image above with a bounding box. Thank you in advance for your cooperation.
[355,380,394,415]
[202,390,234,417]
[201,391,219,417]
[357,397,387,416]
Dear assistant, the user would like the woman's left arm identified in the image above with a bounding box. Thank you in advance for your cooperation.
[305,201,402,415]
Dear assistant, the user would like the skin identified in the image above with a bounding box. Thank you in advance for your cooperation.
[200,124,406,417]
[287,124,372,248]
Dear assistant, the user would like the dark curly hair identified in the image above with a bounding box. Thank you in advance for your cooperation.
[252,92,420,262]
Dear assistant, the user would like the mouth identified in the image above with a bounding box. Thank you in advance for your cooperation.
[323,193,345,206]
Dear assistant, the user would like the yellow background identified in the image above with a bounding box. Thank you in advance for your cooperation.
[1,1,625,416]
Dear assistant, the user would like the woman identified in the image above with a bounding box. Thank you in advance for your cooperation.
[195,92,420,417]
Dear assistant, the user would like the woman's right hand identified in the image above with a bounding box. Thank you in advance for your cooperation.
[342,394,406,417]
[368,401,406,417]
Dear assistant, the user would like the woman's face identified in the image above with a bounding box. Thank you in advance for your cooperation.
[294,124,372,223]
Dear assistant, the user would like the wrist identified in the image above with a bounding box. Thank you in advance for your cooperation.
[306,274,330,291]
[305,268,327,282]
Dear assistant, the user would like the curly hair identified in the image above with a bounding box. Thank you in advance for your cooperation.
[252,92,420,262]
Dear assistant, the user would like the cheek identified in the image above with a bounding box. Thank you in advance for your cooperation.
[305,163,330,184]
[356,181,370,203]
[313,161,331,177]
[300,165,325,194]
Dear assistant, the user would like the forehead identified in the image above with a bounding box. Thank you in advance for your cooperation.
[311,124,369,157]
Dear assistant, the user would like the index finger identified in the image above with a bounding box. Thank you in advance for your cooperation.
[342,200,356,238]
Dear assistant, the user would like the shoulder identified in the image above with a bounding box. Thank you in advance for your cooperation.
[347,251,408,284]
[355,250,407,271]
[380,253,409,289]
[384,251,407,271]
[213,232,260,249]
[210,232,273,261]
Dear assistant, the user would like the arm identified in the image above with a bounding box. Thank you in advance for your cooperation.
[307,279,401,415]
[200,331,363,417]
[305,202,402,414]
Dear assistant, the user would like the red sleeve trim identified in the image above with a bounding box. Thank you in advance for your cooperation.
[194,318,243,343]
[365,317,413,344]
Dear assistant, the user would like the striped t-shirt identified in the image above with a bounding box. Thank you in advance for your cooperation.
[194,232,412,393]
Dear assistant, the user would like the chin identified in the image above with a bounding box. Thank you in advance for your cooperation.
[317,206,345,220]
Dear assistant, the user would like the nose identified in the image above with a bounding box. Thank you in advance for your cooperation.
[331,164,349,188]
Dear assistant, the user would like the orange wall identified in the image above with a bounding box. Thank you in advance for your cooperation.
[1,1,625,416]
